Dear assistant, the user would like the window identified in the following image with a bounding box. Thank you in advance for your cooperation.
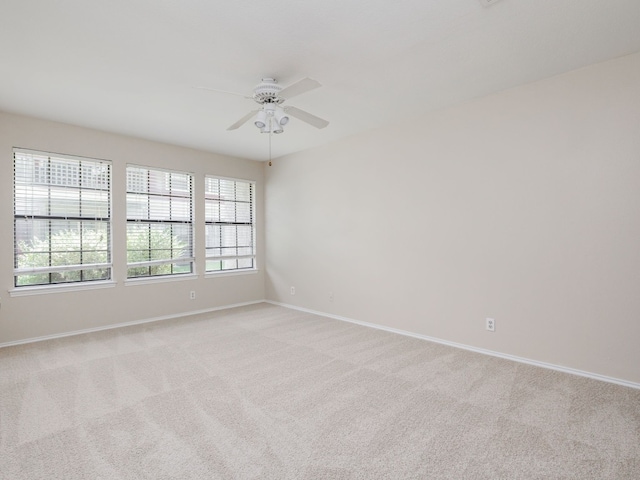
[13,149,111,287]
[205,176,255,272]
[126,165,194,278]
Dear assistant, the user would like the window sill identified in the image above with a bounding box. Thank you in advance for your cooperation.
[124,273,198,286]
[9,280,117,297]
[205,268,259,279]
[8,270,257,295]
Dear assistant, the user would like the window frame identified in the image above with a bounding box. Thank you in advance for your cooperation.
[204,175,256,274]
[125,164,195,280]
[12,148,113,289]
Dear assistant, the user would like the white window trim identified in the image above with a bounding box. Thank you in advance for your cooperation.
[204,176,256,274]
[125,164,195,280]
[9,280,117,297]
[124,273,198,286]
[205,268,259,279]
[127,258,196,269]
[13,148,113,288]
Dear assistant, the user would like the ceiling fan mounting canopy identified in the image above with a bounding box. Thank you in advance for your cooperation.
[252,78,284,105]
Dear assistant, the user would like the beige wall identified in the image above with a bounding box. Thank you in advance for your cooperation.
[265,52,640,384]
[0,112,265,343]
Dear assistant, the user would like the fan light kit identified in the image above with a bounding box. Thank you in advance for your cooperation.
[197,77,329,133]
[254,100,289,134]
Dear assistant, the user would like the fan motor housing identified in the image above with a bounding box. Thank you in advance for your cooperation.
[253,78,284,104]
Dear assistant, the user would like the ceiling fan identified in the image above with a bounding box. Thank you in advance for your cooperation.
[197,77,329,134]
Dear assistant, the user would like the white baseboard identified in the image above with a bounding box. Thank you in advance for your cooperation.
[0,300,265,349]
[5,298,638,391]
[265,300,640,391]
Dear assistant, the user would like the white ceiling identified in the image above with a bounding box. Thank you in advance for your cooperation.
[1,0,640,161]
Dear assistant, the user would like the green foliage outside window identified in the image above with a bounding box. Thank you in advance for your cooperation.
[16,226,188,285]
[16,228,108,285]
[126,225,190,278]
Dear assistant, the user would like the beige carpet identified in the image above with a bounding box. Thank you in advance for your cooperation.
[1,303,639,479]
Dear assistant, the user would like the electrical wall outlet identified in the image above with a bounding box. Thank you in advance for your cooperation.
[290,286,295,295]
[329,291,334,302]
[190,291,196,300]
[486,318,495,332]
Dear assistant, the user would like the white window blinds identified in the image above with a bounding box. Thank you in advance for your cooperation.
[205,176,255,272]
[126,166,194,278]
[13,149,112,287]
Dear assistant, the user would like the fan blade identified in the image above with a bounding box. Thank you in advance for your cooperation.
[194,86,253,100]
[227,110,259,130]
[278,77,321,100]
[284,106,329,129]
